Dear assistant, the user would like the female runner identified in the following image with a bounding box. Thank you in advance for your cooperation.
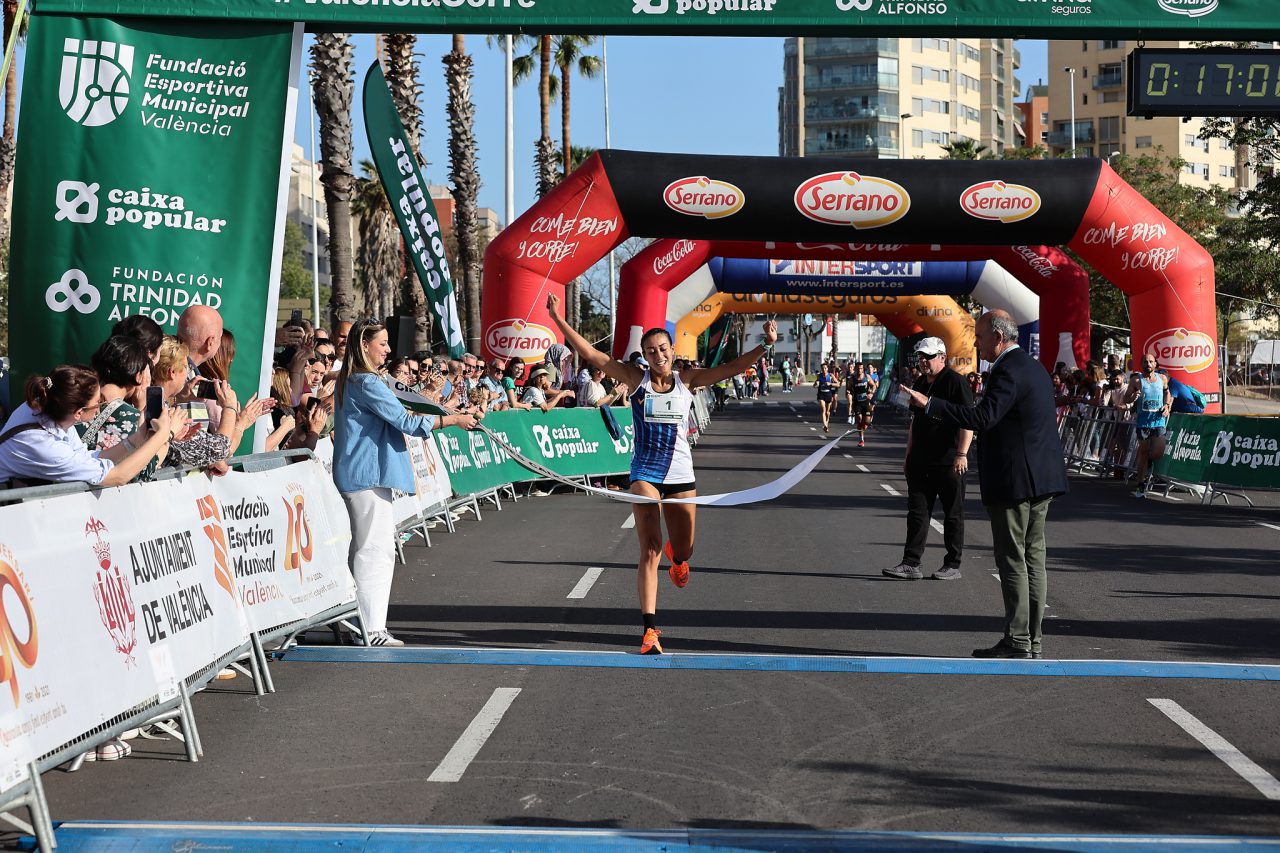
[815,360,839,432]
[547,294,778,654]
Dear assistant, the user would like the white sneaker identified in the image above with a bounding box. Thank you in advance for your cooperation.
[368,631,405,647]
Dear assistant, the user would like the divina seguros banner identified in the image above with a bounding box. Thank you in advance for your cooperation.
[30,0,1274,39]
[8,16,300,411]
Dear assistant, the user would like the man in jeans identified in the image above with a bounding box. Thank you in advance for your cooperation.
[883,337,973,581]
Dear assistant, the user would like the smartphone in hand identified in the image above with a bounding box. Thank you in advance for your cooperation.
[145,386,164,424]
[194,379,217,399]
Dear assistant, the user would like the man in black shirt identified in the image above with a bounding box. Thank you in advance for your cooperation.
[883,337,974,581]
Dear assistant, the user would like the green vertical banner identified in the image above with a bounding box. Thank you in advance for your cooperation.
[8,15,300,408]
[876,335,899,404]
[362,61,464,358]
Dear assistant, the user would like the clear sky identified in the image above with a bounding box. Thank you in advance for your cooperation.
[295,36,1050,223]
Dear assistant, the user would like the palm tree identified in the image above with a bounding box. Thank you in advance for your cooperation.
[510,36,559,197]
[444,35,482,354]
[351,159,402,322]
[309,33,357,328]
[940,138,990,160]
[551,36,602,178]
[0,0,28,243]
[383,34,429,351]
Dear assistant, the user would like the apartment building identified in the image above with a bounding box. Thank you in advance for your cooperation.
[778,37,1021,160]
[1048,40,1256,191]
[1017,83,1050,151]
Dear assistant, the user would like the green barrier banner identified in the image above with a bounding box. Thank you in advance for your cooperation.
[8,15,298,403]
[363,61,464,358]
[434,407,634,497]
[1157,413,1280,490]
[31,1,1276,38]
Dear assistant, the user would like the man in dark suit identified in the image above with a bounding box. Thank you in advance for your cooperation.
[900,310,1068,659]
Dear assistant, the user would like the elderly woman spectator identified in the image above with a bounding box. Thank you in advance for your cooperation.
[0,364,186,489]
[520,366,571,413]
[152,337,234,471]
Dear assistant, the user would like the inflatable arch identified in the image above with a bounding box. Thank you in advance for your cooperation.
[482,153,1217,409]
[658,257,1041,361]
[672,290,977,373]
[618,240,1087,374]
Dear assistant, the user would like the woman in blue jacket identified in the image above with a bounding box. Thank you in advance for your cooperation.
[333,319,478,646]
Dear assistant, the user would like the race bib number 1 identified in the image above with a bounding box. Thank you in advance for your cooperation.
[644,392,687,425]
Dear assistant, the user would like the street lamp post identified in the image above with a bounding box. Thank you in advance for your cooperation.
[899,112,911,159]
[1063,66,1076,158]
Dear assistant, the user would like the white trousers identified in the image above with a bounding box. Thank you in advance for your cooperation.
[343,487,396,634]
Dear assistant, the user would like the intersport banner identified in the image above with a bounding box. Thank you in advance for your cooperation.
[0,461,357,786]
[8,15,298,403]
[1157,414,1280,492]
[32,0,1276,38]
[363,62,465,358]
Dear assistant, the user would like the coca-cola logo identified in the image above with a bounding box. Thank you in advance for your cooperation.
[1144,328,1215,374]
[794,172,910,229]
[960,180,1041,224]
[1010,245,1059,279]
[653,239,698,276]
[663,176,745,220]
[486,319,557,361]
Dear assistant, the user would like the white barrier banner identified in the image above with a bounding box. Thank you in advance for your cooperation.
[210,461,355,633]
[315,436,454,528]
[0,476,250,788]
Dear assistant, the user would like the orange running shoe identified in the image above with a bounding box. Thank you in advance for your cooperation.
[640,628,663,655]
[664,541,690,588]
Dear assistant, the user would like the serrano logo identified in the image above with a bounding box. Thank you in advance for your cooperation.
[282,485,314,579]
[1144,328,1215,374]
[1157,0,1218,17]
[0,545,38,708]
[960,180,1042,224]
[794,172,910,230]
[663,176,745,220]
[653,239,698,276]
[486,319,556,361]
[196,494,236,602]
[87,519,137,667]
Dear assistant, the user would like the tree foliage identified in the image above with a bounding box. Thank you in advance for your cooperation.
[278,220,312,300]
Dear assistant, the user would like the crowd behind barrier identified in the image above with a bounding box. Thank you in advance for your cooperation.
[0,393,712,851]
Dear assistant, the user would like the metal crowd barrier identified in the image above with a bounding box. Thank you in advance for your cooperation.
[1057,406,1138,479]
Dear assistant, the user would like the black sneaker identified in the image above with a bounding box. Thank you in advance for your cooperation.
[932,566,962,581]
[972,639,1031,659]
[882,564,924,580]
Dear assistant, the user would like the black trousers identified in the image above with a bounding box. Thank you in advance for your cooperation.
[902,463,965,568]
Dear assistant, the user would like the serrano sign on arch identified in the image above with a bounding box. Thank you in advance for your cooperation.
[481,152,1218,410]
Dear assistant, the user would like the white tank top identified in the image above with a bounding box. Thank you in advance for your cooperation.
[629,370,695,485]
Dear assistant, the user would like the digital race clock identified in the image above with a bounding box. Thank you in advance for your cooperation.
[1128,48,1280,118]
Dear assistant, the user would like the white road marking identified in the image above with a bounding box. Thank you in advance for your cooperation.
[621,515,635,529]
[880,483,901,497]
[929,519,944,534]
[567,567,605,600]
[428,688,522,783]
[1257,521,1280,533]
[857,464,870,473]
[1148,698,1280,800]
[991,573,1000,580]
[842,453,852,459]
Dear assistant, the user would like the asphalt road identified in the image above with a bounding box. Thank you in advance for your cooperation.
[27,397,1280,851]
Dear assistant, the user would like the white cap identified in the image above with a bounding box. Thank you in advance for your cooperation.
[914,336,946,357]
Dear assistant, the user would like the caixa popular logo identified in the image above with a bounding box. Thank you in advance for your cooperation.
[663,176,745,220]
[960,180,1042,224]
[486,319,556,362]
[1145,328,1215,373]
[794,172,910,230]
[1157,0,1218,17]
[60,39,136,127]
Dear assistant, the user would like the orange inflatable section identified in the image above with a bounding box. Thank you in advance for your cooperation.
[674,292,975,374]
